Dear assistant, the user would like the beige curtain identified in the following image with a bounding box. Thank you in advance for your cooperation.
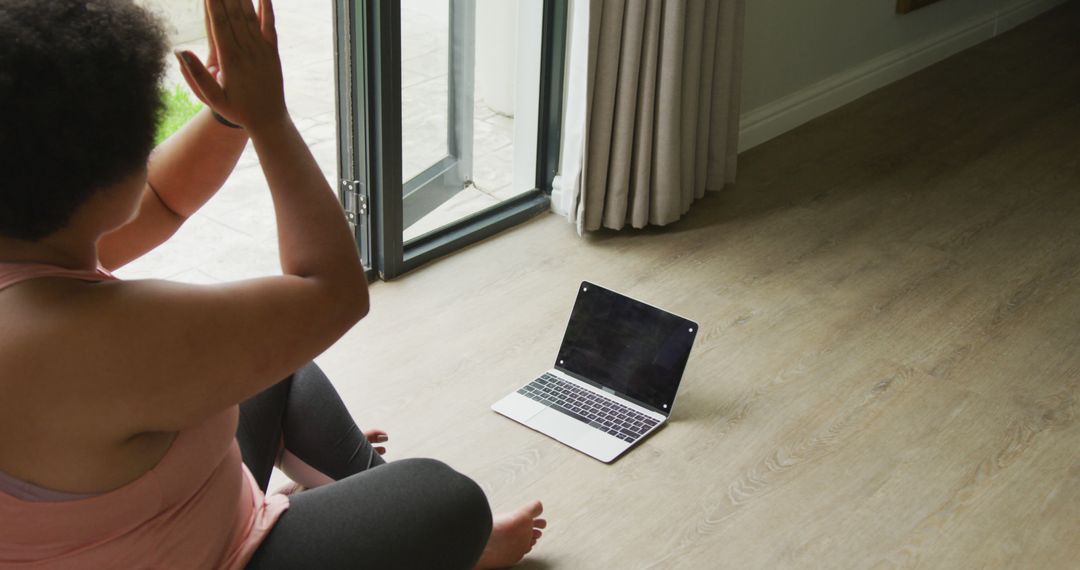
[572,0,744,232]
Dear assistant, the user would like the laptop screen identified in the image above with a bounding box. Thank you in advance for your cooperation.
[555,282,697,415]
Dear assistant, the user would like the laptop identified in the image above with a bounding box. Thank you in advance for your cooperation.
[492,281,698,463]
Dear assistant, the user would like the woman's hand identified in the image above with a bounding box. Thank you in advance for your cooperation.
[175,0,286,134]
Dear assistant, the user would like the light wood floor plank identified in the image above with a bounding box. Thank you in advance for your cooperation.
[313,4,1080,568]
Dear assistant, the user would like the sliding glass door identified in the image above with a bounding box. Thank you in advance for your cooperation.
[335,0,566,279]
[400,0,473,233]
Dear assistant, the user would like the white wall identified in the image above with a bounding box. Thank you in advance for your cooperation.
[476,0,519,116]
[739,0,1071,151]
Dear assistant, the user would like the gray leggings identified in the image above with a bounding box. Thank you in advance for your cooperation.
[239,363,493,569]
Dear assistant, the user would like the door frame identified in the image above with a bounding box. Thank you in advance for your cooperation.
[333,0,377,280]
[338,0,567,280]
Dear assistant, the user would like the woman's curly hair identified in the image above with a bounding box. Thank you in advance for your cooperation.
[0,0,168,241]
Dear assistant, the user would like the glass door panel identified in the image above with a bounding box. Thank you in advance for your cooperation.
[400,2,450,182]
[339,0,564,279]
[400,0,472,235]
[401,0,543,243]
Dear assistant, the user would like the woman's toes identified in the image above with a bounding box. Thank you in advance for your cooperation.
[363,428,388,443]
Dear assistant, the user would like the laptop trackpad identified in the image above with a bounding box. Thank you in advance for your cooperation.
[528,409,586,447]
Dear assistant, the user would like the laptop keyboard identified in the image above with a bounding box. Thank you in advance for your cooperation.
[517,373,660,443]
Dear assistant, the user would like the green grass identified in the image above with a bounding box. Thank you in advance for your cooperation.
[155,85,203,146]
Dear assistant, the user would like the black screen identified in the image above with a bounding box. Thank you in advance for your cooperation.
[556,282,697,414]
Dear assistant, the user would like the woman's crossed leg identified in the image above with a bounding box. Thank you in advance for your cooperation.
[238,362,545,569]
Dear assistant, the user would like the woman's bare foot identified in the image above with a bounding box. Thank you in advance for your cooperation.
[272,480,305,496]
[475,500,547,569]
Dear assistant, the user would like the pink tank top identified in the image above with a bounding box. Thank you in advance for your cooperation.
[0,262,289,569]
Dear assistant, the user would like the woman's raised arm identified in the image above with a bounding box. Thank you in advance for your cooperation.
[97,5,250,271]
[57,0,370,434]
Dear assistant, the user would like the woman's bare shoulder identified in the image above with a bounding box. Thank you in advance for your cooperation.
[1,274,362,434]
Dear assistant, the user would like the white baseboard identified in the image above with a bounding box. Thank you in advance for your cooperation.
[737,0,1070,152]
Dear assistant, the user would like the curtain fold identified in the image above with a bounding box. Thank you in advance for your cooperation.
[571,0,744,233]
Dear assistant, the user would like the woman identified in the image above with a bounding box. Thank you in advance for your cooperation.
[0,0,545,568]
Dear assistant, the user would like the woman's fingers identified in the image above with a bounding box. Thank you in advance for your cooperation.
[211,0,274,64]
[238,0,259,21]
[175,50,225,109]
[202,0,219,68]
[258,0,277,44]
[206,0,241,61]
[175,52,207,105]
[222,0,259,45]
[233,0,263,44]
[199,0,286,132]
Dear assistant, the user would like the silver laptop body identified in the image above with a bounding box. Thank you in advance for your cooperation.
[492,282,698,463]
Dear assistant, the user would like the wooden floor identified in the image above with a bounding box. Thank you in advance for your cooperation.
[315,5,1080,568]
